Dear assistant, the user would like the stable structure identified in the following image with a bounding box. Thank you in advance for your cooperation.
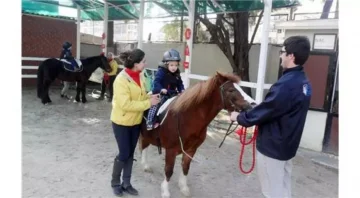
[22,13,78,86]
[22,0,297,101]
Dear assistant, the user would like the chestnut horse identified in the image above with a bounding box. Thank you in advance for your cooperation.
[139,71,254,198]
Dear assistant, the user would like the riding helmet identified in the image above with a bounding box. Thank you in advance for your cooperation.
[63,41,72,49]
[162,49,181,62]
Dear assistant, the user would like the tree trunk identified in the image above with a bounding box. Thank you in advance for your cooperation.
[231,12,252,96]
[180,9,184,42]
[197,12,253,96]
[107,21,114,47]
[320,0,334,19]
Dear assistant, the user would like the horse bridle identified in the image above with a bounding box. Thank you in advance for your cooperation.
[219,81,240,111]
[218,80,241,148]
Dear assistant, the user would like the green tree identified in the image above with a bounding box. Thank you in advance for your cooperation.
[161,18,210,42]
[198,10,264,96]
[160,18,186,41]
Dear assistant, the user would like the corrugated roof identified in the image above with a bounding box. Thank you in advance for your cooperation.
[22,10,77,21]
[22,0,299,21]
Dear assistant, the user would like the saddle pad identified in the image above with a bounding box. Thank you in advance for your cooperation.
[157,96,177,116]
[60,59,83,66]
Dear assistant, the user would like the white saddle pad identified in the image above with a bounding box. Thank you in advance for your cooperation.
[157,96,177,116]
[60,59,82,66]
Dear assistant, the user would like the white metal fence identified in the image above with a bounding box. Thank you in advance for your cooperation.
[21,57,47,78]
[22,57,273,91]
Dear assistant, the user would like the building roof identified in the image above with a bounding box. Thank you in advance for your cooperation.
[274,19,339,30]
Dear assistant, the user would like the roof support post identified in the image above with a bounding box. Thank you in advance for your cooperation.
[255,0,272,103]
[137,0,145,49]
[76,5,81,59]
[183,0,195,89]
[102,1,109,55]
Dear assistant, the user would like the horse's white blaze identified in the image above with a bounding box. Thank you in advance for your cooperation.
[161,178,170,198]
[233,83,257,104]
[141,147,152,172]
[179,171,190,196]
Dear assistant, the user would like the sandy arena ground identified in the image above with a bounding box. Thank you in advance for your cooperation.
[22,88,338,198]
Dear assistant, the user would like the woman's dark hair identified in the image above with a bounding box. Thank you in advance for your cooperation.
[119,48,145,69]
[283,36,311,66]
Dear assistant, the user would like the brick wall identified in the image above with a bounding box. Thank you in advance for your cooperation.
[22,14,77,87]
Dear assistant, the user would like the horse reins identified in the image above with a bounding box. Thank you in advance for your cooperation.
[219,81,258,174]
[175,81,234,164]
[174,80,258,171]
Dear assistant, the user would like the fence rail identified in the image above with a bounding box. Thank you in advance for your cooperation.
[21,57,274,90]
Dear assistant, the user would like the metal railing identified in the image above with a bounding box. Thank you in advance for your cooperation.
[22,57,274,90]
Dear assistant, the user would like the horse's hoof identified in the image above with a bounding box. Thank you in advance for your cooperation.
[143,165,153,173]
[81,100,87,103]
[161,192,170,198]
[180,186,190,197]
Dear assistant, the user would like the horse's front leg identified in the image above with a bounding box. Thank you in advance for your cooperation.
[179,149,197,197]
[161,149,177,198]
[75,82,81,102]
[81,82,87,103]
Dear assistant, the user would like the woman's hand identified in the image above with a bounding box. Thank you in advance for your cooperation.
[150,94,160,106]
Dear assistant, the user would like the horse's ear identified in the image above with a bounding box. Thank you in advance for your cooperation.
[216,71,227,81]
[216,71,240,83]
[216,71,225,77]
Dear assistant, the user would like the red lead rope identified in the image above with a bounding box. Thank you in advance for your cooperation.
[103,73,110,85]
[236,126,258,174]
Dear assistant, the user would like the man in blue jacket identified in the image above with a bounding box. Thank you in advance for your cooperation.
[230,36,312,198]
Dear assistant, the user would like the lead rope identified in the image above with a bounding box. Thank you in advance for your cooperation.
[237,126,258,174]
[177,112,201,163]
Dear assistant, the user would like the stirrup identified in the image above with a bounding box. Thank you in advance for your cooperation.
[146,123,153,131]
[147,126,153,131]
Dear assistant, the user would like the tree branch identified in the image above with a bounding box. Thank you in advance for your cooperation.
[248,9,264,51]
[222,17,233,26]
[197,13,235,68]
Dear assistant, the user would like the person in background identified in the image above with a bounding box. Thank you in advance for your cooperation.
[110,48,160,197]
[59,41,79,71]
[230,36,312,198]
[97,52,120,102]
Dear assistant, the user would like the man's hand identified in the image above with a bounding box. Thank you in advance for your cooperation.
[230,111,240,122]
[161,89,168,94]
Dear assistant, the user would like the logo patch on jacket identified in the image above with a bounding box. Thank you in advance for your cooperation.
[302,83,312,96]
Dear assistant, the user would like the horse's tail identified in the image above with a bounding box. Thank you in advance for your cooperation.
[37,62,45,98]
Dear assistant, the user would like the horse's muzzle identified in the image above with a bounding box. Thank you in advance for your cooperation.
[243,103,254,111]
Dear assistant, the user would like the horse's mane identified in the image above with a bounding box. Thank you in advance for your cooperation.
[83,55,103,61]
[79,55,105,65]
[171,72,240,113]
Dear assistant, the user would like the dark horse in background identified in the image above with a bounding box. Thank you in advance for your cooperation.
[139,72,255,198]
[36,55,111,105]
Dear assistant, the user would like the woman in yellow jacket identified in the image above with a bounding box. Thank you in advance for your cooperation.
[110,49,160,197]
[97,52,119,102]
